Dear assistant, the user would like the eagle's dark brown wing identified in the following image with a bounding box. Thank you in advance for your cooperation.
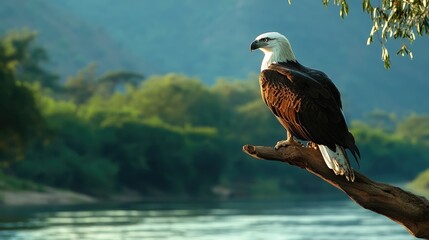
[260,63,358,158]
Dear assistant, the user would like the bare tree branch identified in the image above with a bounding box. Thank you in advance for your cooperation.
[242,144,429,239]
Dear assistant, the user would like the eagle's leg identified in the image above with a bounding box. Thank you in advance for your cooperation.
[274,131,301,149]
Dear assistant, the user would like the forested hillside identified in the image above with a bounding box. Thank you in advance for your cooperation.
[2,32,429,199]
[0,0,428,118]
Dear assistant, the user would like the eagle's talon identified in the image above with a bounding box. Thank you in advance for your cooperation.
[306,142,318,150]
[274,141,286,150]
[274,139,301,150]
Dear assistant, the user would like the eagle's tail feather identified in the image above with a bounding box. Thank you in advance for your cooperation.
[318,144,355,182]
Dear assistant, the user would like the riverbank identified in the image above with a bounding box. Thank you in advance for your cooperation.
[1,172,426,207]
[0,188,96,206]
[0,187,151,206]
[0,173,98,206]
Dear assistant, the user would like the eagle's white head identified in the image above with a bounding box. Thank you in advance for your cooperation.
[250,32,296,71]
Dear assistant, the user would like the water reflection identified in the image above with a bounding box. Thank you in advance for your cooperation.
[0,199,415,240]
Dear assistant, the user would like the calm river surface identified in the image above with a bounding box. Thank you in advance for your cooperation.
[0,199,415,240]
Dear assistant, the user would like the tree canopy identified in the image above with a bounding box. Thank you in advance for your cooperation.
[320,0,429,68]
[0,31,45,165]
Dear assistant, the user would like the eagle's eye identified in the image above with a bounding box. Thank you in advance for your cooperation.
[261,37,270,43]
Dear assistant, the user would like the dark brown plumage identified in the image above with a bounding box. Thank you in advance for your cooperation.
[260,61,360,163]
[251,31,360,180]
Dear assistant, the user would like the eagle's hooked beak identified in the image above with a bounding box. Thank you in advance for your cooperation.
[250,40,267,51]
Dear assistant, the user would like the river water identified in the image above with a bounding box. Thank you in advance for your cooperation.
[0,199,415,240]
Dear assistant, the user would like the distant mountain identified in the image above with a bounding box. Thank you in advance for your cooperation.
[0,0,146,78]
[1,0,428,118]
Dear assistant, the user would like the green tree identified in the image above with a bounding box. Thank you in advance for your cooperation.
[0,31,44,165]
[64,63,98,104]
[131,74,226,127]
[96,70,143,96]
[364,109,397,133]
[64,64,144,103]
[211,78,283,145]
[396,114,429,145]
[350,120,429,180]
[12,114,118,196]
[308,0,429,68]
[3,30,59,89]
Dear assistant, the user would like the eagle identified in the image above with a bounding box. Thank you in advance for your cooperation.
[250,32,360,181]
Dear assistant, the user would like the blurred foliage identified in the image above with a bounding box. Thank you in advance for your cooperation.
[320,0,429,68]
[1,31,429,198]
[3,30,59,88]
[64,63,144,104]
[0,31,45,165]
[407,169,429,196]
[396,114,429,145]
[350,121,429,180]
[364,109,397,133]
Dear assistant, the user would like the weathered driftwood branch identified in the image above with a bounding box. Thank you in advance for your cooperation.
[242,144,429,239]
